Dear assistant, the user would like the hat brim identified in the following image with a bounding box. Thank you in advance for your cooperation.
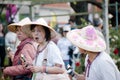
[8,23,22,33]
[7,17,32,33]
[67,29,106,52]
[23,22,57,39]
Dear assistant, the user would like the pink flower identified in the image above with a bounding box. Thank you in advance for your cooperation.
[86,40,93,45]
[86,28,97,40]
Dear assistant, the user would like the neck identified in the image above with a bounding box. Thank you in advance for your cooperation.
[88,52,99,62]
[38,41,48,51]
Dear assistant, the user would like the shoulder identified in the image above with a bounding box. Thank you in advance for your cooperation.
[47,41,61,53]
[98,52,113,62]
[48,41,58,48]
[96,52,116,69]
[23,41,37,50]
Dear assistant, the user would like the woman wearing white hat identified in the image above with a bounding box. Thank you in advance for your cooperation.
[22,18,70,80]
[3,17,38,80]
[67,25,120,80]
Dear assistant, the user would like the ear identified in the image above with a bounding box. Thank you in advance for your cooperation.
[84,50,88,54]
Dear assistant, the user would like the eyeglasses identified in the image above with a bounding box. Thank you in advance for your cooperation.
[63,31,68,32]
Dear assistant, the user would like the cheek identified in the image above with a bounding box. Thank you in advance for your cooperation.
[39,32,45,38]
[32,33,35,37]
[79,48,85,53]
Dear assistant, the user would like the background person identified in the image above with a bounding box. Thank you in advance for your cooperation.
[57,24,72,69]
[5,30,20,66]
[93,17,103,32]
[0,23,6,68]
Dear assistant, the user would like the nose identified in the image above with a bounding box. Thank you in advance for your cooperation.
[34,30,39,36]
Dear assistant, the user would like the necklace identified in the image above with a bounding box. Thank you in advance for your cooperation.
[85,52,100,77]
[37,41,49,54]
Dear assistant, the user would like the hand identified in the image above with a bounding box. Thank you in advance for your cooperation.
[55,63,62,68]
[7,51,14,57]
[27,66,42,73]
[7,51,14,62]
[74,72,85,80]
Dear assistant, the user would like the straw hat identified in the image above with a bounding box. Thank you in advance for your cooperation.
[8,17,32,33]
[23,18,57,39]
[66,25,106,52]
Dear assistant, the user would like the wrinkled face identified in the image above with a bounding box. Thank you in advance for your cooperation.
[31,25,45,43]
[16,26,28,41]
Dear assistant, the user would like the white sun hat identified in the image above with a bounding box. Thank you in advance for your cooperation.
[23,18,57,39]
[8,17,32,33]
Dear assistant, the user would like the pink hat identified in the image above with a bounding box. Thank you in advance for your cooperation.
[66,25,106,52]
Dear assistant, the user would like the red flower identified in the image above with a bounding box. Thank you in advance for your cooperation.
[113,48,119,55]
[75,62,80,67]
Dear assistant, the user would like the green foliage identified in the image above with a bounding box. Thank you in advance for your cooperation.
[109,28,120,71]
[116,60,120,71]
[75,54,86,74]
[0,14,7,25]
[77,18,88,29]
[109,28,120,48]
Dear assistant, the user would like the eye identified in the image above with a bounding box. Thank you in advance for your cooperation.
[16,29,18,32]
[31,29,35,32]
[38,29,41,32]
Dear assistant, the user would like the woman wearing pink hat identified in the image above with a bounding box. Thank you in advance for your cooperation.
[67,25,120,80]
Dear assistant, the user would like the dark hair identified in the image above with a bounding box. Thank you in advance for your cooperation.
[30,24,36,30]
[93,18,103,27]
[30,25,51,41]
[43,26,51,41]
[69,19,75,23]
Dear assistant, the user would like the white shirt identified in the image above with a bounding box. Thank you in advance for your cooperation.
[32,41,65,80]
[5,31,19,52]
[85,52,120,80]
[57,37,72,60]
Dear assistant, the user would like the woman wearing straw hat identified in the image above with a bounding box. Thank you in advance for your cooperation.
[67,25,120,80]
[22,18,70,80]
[3,17,38,80]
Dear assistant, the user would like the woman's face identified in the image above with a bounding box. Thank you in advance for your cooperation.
[31,25,45,43]
[79,48,86,54]
[16,27,28,41]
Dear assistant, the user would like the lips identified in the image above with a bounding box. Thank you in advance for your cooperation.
[35,37,39,41]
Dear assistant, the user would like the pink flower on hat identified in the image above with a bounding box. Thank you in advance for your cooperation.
[86,27,97,40]
[86,40,93,45]
[98,40,105,47]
